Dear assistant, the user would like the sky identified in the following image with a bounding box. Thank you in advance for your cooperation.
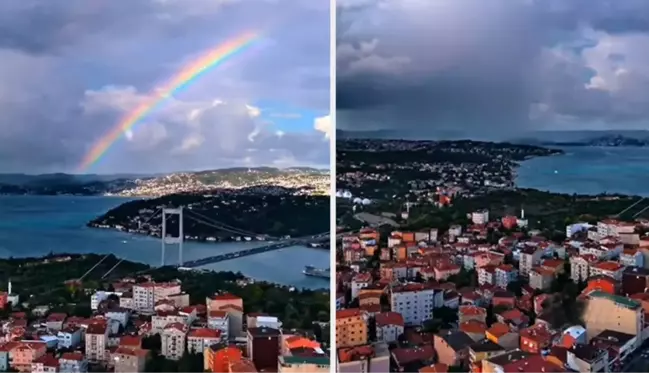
[0,0,330,174]
[337,0,649,138]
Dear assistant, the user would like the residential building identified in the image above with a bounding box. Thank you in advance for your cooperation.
[566,345,608,373]
[86,323,108,362]
[207,310,230,340]
[433,330,474,367]
[468,340,506,372]
[390,283,437,325]
[57,326,82,349]
[337,343,390,373]
[31,354,59,373]
[590,261,625,281]
[529,267,554,291]
[187,328,222,354]
[204,345,244,373]
[458,306,487,324]
[11,341,47,372]
[374,312,404,343]
[351,273,372,300]
[278,355,330,373]
[247,327,280,372]
[336,308,368,348]
[620,248,644,267]
[519,324,555,354]
[570,255,595,282]
[113,347,149,373]
[583,291,643,348]
[46,313,67,331]
[161,323,188,360]
[59,352,87,373]
[519,247,543,276]
[622,266,649,295]
[494,264,517,288]
[477,265,496,286]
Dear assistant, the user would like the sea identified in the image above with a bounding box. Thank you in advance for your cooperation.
[0,195,329,289]
[515,146,649,197]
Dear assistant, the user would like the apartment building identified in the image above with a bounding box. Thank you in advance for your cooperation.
[85,323,108,362]
[58,352,87,373]
[390,283,437,325]
[161,323,188,360]
[132,282,182,311]
[495,264,517,288]
[351,273,372,300]
[337,343,391,373]
[374,312,404,343]
[570,255,597,282]
[278,355,330,373]
[336,309,368,348]
[203,345,243,373]
[31,354,59,373]
[187,328,222,354]
[207,310,229,340]
[247,327,281,372]
[590,261,625,281]
[518,247,543,276]
[113,347,148,373]
[583,291,644,348]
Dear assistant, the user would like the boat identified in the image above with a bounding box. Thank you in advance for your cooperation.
[303,265,330,279]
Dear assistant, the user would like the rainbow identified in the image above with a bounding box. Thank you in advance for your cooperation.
[78,31,260,171]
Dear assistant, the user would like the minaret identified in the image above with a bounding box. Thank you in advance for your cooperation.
[8,279,12,295]
[521,208,525,220]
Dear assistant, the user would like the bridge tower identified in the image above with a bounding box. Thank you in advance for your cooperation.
[161,207,184,267]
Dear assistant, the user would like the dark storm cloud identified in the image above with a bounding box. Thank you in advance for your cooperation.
[0,0,330,174]
[337,0,649,135]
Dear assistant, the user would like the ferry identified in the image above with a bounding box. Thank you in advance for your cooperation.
[303,265,330,279]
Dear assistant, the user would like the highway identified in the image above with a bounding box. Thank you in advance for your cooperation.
[179,233,330,267]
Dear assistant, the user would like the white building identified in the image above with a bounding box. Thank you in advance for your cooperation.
[133,282,182,312]
[495,265,517,288]
[186,328,222,354]
[161,323,187,360]
[91,291,122,310]
[351,273,372,300]
[85,323,108,362]
[620,248,644,268]
[255,316,283,330]
[471,210,489,225]
[58,352,88,373]
[57,327,82,349]
[207,311,230,340]
[375,312,404,343]
[390,284,439,326]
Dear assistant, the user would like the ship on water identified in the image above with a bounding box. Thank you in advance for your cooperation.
[303,265,330,279]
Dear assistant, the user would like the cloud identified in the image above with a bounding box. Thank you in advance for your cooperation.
[314,115,332,138]
[0,0,329,173]
[337,0,649,137]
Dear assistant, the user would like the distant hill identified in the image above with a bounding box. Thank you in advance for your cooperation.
[0,167,330,197]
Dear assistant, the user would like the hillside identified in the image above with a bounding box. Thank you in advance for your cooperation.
[0,167,330,197]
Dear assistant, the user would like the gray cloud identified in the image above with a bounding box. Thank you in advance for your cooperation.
[0,0,329,174]
[337,0,649,137]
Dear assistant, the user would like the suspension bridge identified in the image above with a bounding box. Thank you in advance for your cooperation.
[73,205,331,282]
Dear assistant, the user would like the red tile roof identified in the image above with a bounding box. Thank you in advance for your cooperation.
[375,312,404,327]
[61,352,85,361]
[188,328,221,339]
[336,308,363,319]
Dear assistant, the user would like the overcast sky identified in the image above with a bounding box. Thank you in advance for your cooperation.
[0,0,330,174]
[337,0,649,137]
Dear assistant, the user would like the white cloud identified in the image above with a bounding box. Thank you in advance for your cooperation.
[78,85,327,172]
[314,114,331,138]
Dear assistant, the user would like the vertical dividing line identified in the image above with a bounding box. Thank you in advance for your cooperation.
[161,209,166,267]
[329,0,337,366]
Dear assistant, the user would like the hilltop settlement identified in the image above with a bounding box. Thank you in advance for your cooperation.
[335,139,649,373]
[0,255,329,373]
